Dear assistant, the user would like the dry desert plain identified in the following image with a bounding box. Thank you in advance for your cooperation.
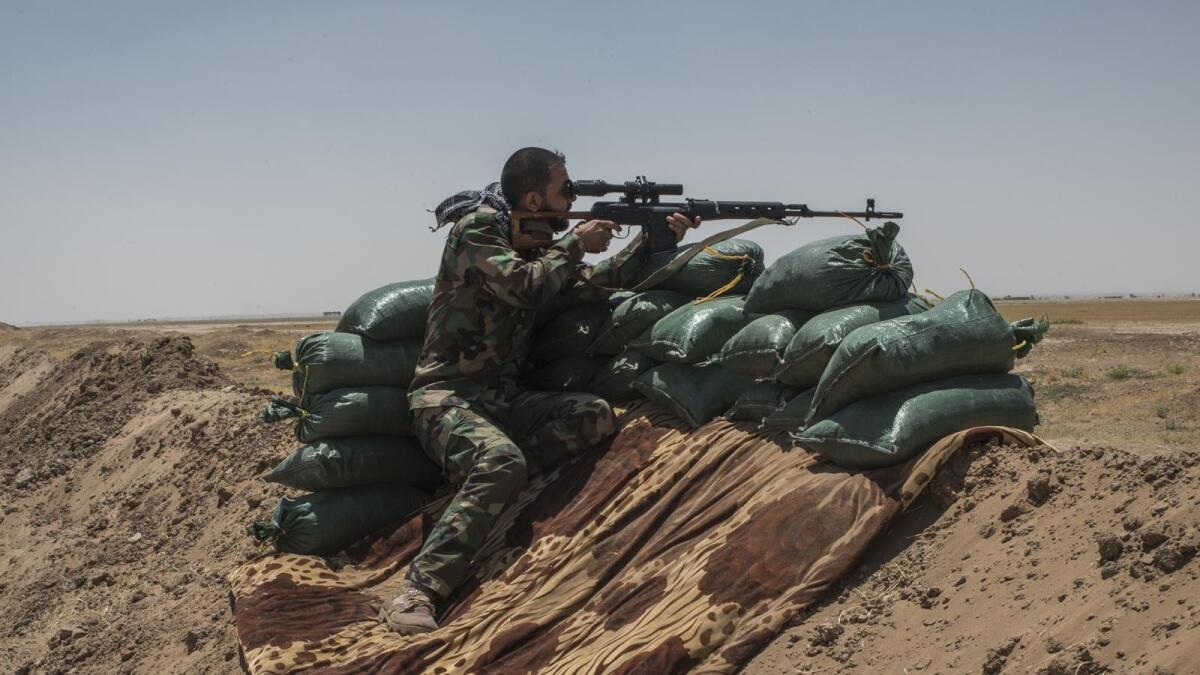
[1,298,1198,674]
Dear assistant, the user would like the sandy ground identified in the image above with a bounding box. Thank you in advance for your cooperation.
[1,301,1198,674]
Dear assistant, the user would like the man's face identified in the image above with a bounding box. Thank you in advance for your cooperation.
[537,164,574,232]
[541,164,575,211]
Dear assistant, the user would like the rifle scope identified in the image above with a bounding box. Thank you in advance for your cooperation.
[572,176,684,201]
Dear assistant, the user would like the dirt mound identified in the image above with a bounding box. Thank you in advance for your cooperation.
[0,321,19,331]
[0,337,296,674]
[0,346,57,417]
[747,440,1200,674]
[1,338,228,490]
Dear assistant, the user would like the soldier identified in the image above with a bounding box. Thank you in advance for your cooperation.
[380,147,698,634]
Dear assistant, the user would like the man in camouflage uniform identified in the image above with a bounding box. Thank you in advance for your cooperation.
[381,148,698,634]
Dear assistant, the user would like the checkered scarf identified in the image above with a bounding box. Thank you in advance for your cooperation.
[431,182,512,236]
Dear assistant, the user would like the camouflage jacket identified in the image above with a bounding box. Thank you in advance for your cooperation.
[408,207,648,410]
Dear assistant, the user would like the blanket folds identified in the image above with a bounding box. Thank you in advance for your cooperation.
[229,401,1040,674]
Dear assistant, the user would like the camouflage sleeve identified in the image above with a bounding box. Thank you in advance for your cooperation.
[460,222,587,309]
[561,231,649,302]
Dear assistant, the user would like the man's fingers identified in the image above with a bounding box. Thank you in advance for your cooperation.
[667,213,697,228]
[665,213,695,242]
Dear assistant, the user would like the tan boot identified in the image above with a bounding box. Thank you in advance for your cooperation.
[379,582,439,635]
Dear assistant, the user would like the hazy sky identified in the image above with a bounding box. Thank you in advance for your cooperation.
[3,1,1198,325]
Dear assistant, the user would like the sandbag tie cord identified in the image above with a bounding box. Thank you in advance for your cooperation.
[960,267,976,290]
[263,397,309,421]
[1010,317,1050,358]
[860,250,893,270]
[248,521,283,546]
[297,365,311,402]
[269,351,313,402]
[693,245,753,304]
[834,210,898,271]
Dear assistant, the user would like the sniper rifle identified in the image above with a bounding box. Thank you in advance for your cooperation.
[510,176,903,253]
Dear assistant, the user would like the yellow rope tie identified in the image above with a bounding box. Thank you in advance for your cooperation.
[924,288,946,301]
[298,365,311,404]
[693,246,751,303]
[861,250,893,270]
[836,210,868,230]
[702,246,750,262]
[960,267,976,290]
[691,243,753,302]
[1012,340,1028,352]
[695,270,747,304]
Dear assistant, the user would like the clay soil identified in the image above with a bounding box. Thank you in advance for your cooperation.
[1,300,1198,674]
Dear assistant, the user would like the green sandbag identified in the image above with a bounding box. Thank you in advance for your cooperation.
[761,387,817,429]
[249,484,429,556]
[589,290,691,356]
[524,356,607,392]
[725,382,800,423]
[640,239,764,299]
[774,295,931,388]
[262,387,412,443]
[607,290,636,309]
[274,332,422,398]
[806,289,1046,424]
[631,363,753,429]
[535,291,631,331]
[532,303,610,363]
[535,292,584,328]
[336,278,434,341]
[635,296,752,364]
[589,350,657,401]
[791,374,1038,469]
[744,222,913,314]
[706,309,814,378]
[263,437,442,492]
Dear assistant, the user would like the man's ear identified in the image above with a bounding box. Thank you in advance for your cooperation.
[521,191,542,212]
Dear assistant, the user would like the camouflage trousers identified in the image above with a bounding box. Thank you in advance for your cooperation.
[406,391,616,599]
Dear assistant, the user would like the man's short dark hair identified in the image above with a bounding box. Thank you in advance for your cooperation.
[501,147,566,206]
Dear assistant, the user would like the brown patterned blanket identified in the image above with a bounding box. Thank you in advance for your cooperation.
[229,401,1040,674]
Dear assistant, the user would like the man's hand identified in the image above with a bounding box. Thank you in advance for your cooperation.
[573,219,620,253]
[667,212,702,242]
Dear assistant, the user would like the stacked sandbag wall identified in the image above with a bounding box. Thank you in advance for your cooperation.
[687,223,1048,471]
[254,279,439,555]
[250,222,1052,552]
[250,242,764,555]
[521,240,767,403]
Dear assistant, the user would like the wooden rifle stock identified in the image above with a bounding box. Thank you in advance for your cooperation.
[509,210,592,250]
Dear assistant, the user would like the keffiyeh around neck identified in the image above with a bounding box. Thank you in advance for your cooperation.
[432,182,512,236]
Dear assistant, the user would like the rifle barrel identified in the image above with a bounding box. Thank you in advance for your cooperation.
[787,207,903,220]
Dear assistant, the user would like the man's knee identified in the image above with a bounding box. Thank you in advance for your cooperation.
[481,442,529,487]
